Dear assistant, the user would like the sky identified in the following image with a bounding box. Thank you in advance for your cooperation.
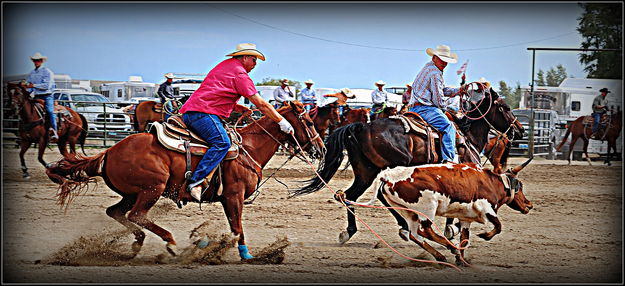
[3,2,590,90]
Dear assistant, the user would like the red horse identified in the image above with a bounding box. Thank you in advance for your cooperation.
[339,106,370,127]
[309,102,341,138]
[6,82,88,179]
[556,109,622,166]
[45,101,324,260]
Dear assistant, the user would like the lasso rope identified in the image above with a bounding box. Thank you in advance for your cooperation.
[288,133,469,271]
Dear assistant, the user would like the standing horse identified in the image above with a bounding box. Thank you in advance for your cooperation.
[6,82,88,179]
[373,106,398,120]
[45,101,325,259]
[555,109,622,166]
[133,96,189,132]
[339,106,370,127]
[291,88,524,244]
[310,102,341,138]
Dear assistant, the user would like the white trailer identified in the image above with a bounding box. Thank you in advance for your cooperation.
[100,76,158,103]
[519,78,622,159]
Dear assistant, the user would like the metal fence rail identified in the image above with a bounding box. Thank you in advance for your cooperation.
[3,100,140,148]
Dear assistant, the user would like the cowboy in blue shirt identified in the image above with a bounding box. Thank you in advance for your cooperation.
[298,79,317,112]
[25,52,58,141]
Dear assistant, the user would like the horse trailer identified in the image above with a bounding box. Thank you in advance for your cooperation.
[99,76,158,103]
[518,78,622,159]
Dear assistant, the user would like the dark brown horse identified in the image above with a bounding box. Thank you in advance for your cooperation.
[310,102,341,138]
[291,88,524,244]
[45,101,325,260]
[555,109,622,166]
[6,82,88,179]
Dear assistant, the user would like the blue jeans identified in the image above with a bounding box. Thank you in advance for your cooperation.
[35,94,57,131]
[409,105,456,161]
[592,112,602,133]
[302,101,315,112]
[182,112,231,186]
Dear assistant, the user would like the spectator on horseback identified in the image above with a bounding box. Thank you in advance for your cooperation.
[158,73,176,121]
[324,88,355,115]
[157,73,175,104]
[408,44,466,164]
[23,52,58,142]
[299,79,317,112]
[273,78,295,108]
[179,43,294,203]
[371,80,389,119]
[591,87,610,137]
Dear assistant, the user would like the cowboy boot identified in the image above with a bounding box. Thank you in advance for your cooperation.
[49,128,59,143]
[189,167,218,201]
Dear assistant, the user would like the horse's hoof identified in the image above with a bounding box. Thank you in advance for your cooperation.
[398,228,410,241]
[131,241,143,253]
[22,174,31,180]
[444,224,459,239]
[166,242,178,256]
[338,231,351,244]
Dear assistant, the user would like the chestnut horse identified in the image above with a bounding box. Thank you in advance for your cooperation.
[291,88,525,244]
[133,97,189,132]
[310,102,341,138]
[373,105,398,120]
[6,82,88,179]
[483,133,512,174]
[45,101,324,260]
[555,109,622,166]
[339,105,370,126]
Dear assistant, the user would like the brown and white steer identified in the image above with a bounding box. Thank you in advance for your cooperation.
[365,158,533,266]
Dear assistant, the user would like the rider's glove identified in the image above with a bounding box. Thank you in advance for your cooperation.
[278,118,294,134]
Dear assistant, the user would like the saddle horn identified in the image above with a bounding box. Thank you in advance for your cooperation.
[509,156,533,175]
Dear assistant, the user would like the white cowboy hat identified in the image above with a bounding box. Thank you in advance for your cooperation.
[164,73,175,79]
[478,77,491,88]
[375,80,386,86]
[426,45,458,63]
[226,43,266,61]
[305,79,314,84]
[30,52,47,61]
[340,88,353,97]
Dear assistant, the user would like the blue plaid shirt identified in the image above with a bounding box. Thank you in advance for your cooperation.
[27,67,55,95]
[298,87,316,103]
[410,61,458,109]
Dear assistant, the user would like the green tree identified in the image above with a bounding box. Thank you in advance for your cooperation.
[577,3,622,79]
[545,64,569,86]
[497,80,522,109]
[536,70,546,86]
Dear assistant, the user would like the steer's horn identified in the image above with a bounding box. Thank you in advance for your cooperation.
[509,156,533,175]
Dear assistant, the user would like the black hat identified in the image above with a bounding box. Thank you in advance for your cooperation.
[599,88,611,93]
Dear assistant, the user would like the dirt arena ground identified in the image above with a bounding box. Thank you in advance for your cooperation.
[2,147,623,284]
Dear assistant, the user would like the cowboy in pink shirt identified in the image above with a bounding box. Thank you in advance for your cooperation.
[179,44,294,220]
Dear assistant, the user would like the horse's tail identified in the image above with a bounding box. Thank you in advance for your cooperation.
[290,122,364,197]
[555,123,572,152]
[45,151,107,209]
[77,113,88,155]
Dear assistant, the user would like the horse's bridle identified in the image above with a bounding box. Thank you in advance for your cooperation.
[8,85,45,130]
[242,106,322,160]
[462,86,521,140]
